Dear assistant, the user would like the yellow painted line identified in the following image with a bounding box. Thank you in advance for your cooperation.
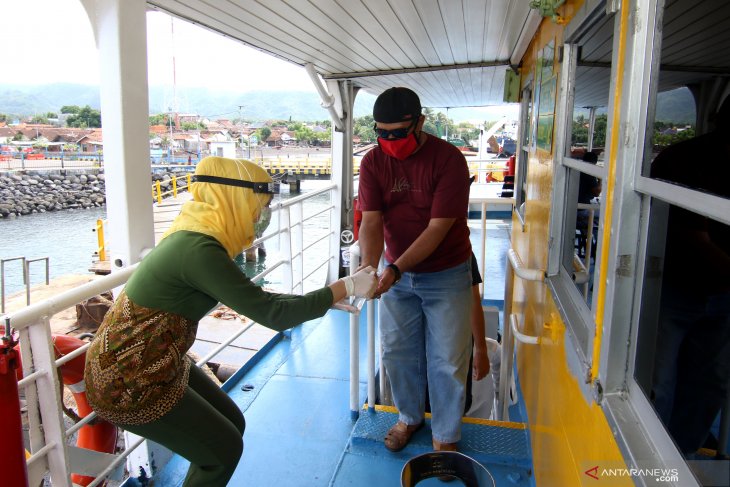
[461,416,527,429]
[369,404,526,429]
[592,1,630,382]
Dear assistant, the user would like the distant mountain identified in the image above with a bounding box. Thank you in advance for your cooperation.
[0,82,696,124]
[0,83,376,122]
[655,87,695,124]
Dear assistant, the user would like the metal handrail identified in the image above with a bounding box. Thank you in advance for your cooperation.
[1,256,27,313]
[499,248,544,421]
[6,184,337,486]
[24,258,50,307]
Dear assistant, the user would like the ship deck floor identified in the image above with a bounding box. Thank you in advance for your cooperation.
[150,218,535,487]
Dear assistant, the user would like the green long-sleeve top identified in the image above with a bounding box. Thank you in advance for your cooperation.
[85,230,333,425]
[126,230,333,328]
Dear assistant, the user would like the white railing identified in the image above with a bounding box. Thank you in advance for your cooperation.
[2,183,337,487]
[348,191,516,419]
[498,249,544,421]
[346,242,377,419]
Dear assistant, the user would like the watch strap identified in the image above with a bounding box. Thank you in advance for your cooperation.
[386,263,402,283]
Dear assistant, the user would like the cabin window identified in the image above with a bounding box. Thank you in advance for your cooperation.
[634,200,729,458]
[549,8,614,361]
[633,70,729,469]
[627,0,730,478]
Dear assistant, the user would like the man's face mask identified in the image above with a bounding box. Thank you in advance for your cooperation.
[375,118,419,160]
[254,206,272,237]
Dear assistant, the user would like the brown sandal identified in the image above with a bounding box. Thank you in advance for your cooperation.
[384,421,424,452]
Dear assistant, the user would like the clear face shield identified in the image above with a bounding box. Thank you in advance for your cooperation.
[191,159,275,236]
[254,204,272,237]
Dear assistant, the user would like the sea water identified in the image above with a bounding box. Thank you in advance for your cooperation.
[0,207,107,297]
[0,180,334,300]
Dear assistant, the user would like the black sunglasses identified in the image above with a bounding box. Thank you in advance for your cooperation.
[374,117,419,140]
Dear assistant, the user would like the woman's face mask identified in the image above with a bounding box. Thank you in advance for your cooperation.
[254,206,272,237]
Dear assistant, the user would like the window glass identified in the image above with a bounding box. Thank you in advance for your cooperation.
[559,9,614,309]
[634,201,730,459]
[631,2,730,475]
[563,154,603,307]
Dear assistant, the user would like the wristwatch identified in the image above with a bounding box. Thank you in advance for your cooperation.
[386,263,402,283]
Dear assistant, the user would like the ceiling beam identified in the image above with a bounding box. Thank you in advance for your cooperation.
[323,61,510,80]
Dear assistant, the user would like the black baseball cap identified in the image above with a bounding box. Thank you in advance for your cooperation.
[373,87,422,123]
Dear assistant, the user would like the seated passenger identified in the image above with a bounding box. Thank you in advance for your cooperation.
[576,151,601,259]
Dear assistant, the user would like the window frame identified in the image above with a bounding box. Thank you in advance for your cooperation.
[514,82,533,227]
[547,1,707,484]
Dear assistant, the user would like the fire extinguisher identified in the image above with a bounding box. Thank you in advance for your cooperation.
[1,319,29,487]
[506,154,516,178]
[353,197,363,241]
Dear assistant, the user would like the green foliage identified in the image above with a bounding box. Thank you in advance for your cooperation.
[353,115,375,143]
[66,105,101,128]
[653,127,695,149]
[259,126,272,142]
[572,114,607,148]
[149,114,168,126]
[0,113,8,123]
[46,112,57,119]
[294,125,313,143]
[60,105,81,114]
[29,115,49,124]
[573,112,694,151]
[180,121,205,130]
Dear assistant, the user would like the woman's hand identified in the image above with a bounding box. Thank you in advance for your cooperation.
[473,344,490,380]
[341,266,378,298]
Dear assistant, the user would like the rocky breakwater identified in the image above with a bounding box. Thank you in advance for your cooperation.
[0,170,191,219]
[0,172,106,218]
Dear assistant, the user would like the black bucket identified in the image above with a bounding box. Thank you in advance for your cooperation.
[401,451,496,486]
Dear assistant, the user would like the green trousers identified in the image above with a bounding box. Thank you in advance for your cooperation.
[120,365,245,486]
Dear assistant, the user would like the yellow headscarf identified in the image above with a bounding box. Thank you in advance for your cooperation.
[161,156,273,258]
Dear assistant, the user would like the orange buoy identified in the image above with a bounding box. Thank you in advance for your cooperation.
[52,335,118,487]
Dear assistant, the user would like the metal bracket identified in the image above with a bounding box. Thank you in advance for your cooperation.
[606,0,621,15]
[592,379,604,404]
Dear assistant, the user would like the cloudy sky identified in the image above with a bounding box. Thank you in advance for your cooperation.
[1,0,518,121]
[1,0,315,91]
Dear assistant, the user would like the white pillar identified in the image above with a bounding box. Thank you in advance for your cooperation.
[81,0,155,270]
[327,80,356,283]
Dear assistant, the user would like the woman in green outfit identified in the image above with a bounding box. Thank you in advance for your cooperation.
[84,156,377,486]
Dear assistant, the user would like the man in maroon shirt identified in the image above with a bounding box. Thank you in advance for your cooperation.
[358,87,473,454]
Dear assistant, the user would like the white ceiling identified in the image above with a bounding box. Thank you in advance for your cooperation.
[147,0,540,108]
[146,0,730,111]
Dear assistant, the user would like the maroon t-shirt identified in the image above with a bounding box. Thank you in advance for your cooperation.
[358,134,471,273]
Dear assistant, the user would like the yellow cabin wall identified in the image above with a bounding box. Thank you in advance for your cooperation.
[510,2,633,485]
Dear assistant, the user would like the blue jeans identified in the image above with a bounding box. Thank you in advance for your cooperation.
[380,259,472,443]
